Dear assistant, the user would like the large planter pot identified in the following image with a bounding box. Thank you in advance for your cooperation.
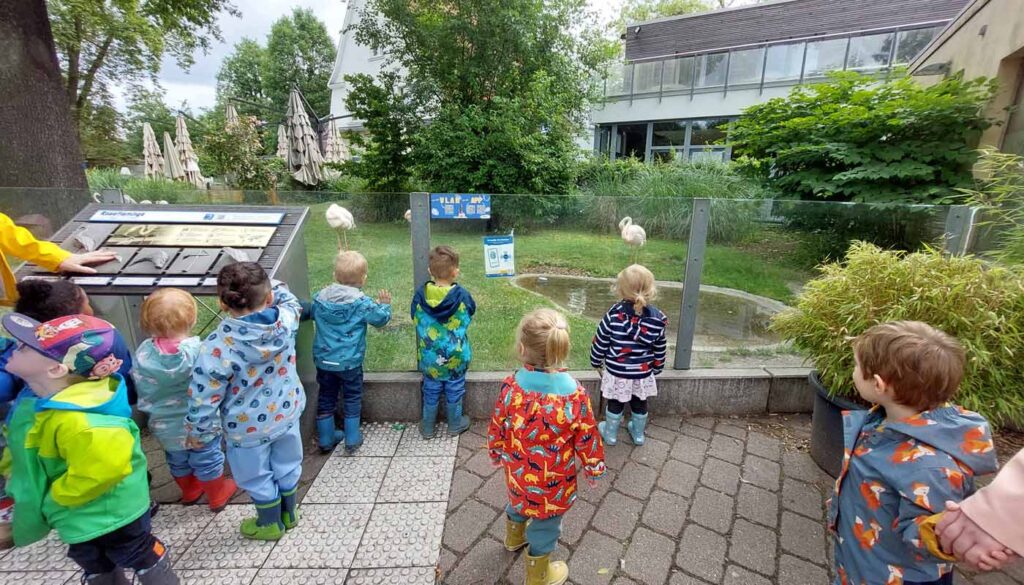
[809,370,866,478]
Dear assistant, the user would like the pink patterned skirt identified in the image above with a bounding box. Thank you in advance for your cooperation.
[600,370,658,402]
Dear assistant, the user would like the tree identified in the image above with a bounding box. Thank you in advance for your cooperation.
[618,0,707,27]
[263,8,337,119]
[202,115,276,189]
[122,88,179,161]
[46,0,237,132]
[216,38,270,117]
[344,71,419,193]
[729,71,997,203]
[78,88,128,167]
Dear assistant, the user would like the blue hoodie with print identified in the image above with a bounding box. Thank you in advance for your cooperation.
[410,282,476,381]
[828,405,999,585]
[185,283,306,449]
[311,284,391,372]
[132,336,201,451]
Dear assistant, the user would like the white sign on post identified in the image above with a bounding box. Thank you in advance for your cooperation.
[483,235,514,278]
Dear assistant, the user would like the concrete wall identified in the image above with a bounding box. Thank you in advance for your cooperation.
[356,367,814,422]
[911,0,1024,150]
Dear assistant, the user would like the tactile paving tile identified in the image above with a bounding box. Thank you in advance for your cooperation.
[351,503,445,569]
[177,568,259,584]
[377,456,455,503]
[335,422,403,458]
[151,504,217,562]
[395,423,458,457]
[253,568,350,584]
[0,533,79,571]
[345,567,436,584]
[304,457,390,504]
[262,504,373,569]
[174,505,276,569]
[0,571,78,584]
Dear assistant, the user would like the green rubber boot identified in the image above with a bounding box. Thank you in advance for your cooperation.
[240,498,285,541]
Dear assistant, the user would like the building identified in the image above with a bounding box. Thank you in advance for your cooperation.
[594,0,970,163]
[327,0,394,135]
[910,0,1024,156]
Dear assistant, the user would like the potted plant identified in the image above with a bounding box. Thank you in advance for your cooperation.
[772,242,1024,477]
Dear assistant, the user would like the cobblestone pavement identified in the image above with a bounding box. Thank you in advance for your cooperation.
[441,415,1024,585]
[0,422,453,585]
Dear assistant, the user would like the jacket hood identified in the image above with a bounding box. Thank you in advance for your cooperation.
[616,301,666,345]
[314,284,367,325]
[411,282,475,322]
[37,374,131,419]
[851,406,999,476]
[139,337,199,378]
[218,308,291,365]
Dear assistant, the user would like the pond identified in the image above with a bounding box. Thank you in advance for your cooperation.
[511,274,787,351]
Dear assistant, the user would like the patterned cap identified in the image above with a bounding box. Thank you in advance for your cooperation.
[2,313,125,379]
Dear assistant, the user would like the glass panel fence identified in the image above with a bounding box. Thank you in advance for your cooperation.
[727,47,765,86]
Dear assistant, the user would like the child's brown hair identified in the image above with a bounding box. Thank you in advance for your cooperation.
[140,288,197,337]
[217,262,271,313]
[429,246,459,281]
[853,320,965,411]
[515,308,570,371]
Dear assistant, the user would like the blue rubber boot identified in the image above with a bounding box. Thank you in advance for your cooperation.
[344,417,364,453]
[420,402,439,439]
[240,498,284,541]
[598,408,623,447]
[280,484,299,530]
[627,412,649,446]
[316,416,343,453]
[446,400,470,436]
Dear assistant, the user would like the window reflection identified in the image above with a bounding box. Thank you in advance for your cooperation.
[804,38,848,78]
[728,48,765,86]
[764,42,804,82]
[846,33,894,71]
[698,53,728,88]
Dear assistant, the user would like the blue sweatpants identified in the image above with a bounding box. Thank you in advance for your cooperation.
[316,367,364,419]
[164,440,225,481]
[506,503,563,556]
[422,375,466,407]
[225,424,303,503]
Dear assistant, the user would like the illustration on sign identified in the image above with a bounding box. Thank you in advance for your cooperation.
[430,194,491,219]
[483,234,514,278]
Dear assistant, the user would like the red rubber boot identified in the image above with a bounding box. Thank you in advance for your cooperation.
[199,475,238,512]
[174,475,202,504]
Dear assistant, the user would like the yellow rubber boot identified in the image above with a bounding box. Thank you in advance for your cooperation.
[505,518,527,552]
[525,552,568,585]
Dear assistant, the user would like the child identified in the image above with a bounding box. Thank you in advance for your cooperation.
[411,245,476,438]
[590,264,667,447]
[829,321,999,585]
[134,288,236,509]
[185,262,305,541]
[311,250,392,453]
[488,308,605,585]
[2,313,177,584]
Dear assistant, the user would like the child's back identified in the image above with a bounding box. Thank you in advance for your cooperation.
[312,283,391,372]
[411,280,476,380]
[134,336,200,450]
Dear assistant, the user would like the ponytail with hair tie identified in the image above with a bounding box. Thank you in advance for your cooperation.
[633,294,647,313]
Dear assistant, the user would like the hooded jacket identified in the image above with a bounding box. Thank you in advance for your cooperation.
[6,374,150,546]
[827,405,999,585]
[132,336,201,451]
[410,282,476,380]
[185,283,306,449]
[311,284,391,372]
[0,213,70,306]
[589,301,668,379]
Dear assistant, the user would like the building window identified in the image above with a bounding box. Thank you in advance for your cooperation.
[895,26,943,64]
[764,42,805,83]
[634,60,664,94]
[663,56,695,91]
[615,124,648,160]
[728,47,765,86]
[690,118,730,146]
[846,33,894,72]
[652,121,687,147]
[599,118,733,163]
[596,126,613,157]
[804,38,848,78]
[697,53,728,88]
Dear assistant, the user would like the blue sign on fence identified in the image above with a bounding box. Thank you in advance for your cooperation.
[430,193,491,219]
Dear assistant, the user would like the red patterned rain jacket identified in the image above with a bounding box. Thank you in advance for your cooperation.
[487,368,606,520]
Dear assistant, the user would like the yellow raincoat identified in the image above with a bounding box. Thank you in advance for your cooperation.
[0,213,69,306]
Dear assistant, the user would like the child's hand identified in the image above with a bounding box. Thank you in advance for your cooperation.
[937,501,1018,572]
[378,289,392,304]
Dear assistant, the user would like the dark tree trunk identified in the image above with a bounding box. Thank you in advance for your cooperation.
[0,0,88,189]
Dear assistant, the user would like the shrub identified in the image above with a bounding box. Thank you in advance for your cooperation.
[771,242,1024,427]
[85,168,204,204]
[962,149,1024,265]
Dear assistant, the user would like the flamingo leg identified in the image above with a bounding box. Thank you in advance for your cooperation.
[343,231,349,251]
[336,232,343,251]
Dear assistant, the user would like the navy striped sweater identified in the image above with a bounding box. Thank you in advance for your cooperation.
[589,301,668,379]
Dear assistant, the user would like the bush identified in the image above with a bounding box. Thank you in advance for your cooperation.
[86,169,204,204]
[771,242,1024,427]
[962,149,1024,265]
[575,157,768,243]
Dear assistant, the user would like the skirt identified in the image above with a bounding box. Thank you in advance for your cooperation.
[600,370,658,403]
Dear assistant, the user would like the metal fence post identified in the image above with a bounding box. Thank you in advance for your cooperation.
[943,205,975,257]
[674,198,711,370]
[410,192,432,288]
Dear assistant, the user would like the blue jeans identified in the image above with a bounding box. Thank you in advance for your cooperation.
[67,510,164,575]
[225,423,303,503]
[506,503,562,556]
[317,367,364,419]
[422,375,466,407]
[164,440,224,481]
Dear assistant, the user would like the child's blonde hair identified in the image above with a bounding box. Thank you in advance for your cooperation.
[515,308,571,371]
[615,264,657,312]
[140,288,197,337]
[334,250,368,286]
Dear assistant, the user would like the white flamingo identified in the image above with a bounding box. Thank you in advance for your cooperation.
[619,217,646,263]
[404,209,412,222]
[326,204,355,250]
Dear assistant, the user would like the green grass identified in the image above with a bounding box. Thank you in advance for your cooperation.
[301,203,809,372]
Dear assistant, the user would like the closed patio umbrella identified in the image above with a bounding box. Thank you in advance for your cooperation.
[285,89,324,186]
[142,123,164,179]
[225,103,239,129]
[175,115,205,189]
[322,119,349,164]
[162,132,185,181]
[276,124,288,159]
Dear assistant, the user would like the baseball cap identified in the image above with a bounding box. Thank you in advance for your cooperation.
[2,313,125,379]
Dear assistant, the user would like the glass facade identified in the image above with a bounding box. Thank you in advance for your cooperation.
[599,118,733,163]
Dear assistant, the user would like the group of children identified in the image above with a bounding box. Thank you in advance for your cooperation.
[0,238,1008,585]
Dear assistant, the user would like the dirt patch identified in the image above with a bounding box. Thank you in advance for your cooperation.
[720,414,814,453]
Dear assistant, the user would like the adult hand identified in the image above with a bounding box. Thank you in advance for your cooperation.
[378,289,392,304]
[57,250,118,274]
[937,501,1018,572]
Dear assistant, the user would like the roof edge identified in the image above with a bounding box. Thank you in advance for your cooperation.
[624,0,800,29]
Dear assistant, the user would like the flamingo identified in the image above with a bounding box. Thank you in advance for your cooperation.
[326,204,355,250]
[619,217,646,263]
[404,209,412,222]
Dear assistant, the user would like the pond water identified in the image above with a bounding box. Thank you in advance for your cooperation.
[511,274,787,351]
